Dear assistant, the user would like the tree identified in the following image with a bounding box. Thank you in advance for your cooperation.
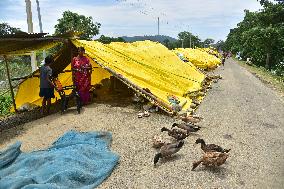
[177,31,202,48]
[54,11,101,40]
[225,1,284,70]
[203,38,215,47]
[0,23,21,35]
[163,38,170,48]
[214,40,225,51]
[98,35,125,44]
[242,26,283,68]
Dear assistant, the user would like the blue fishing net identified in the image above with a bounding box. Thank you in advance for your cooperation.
[0,131,119,189]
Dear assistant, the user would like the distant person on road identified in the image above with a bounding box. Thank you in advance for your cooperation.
[39,55,55,115]
[222,52,227,66]
[72,47,92,105]
[228,51,232,58]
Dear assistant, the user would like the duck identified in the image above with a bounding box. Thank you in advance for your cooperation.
[154,140,184,166]
[207,74,222,80]
[192,99,201,105]
[195,138,231,153]
[192,151,229,171]
[161,127,188,140]
[152,135,166,149]
[180,115,203,124]
[171,123,201,133]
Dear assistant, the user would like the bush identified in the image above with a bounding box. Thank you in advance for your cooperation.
[273,62,284,77]
[0,93,12,115]
[0,57,31,81]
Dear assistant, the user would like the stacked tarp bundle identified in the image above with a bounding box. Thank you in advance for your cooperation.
[197,48,222,59]
[72,40,205,113]
[0,131,119,189]
[174,48,221,70]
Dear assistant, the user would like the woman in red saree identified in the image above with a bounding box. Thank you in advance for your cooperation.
[72,47,92,105]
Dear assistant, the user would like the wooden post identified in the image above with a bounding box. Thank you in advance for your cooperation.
[3,56,17,112]
[70,40,75,85]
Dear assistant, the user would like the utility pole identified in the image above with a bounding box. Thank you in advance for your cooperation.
[158,17,160,36]
[25,0,37,72]
[190,35,192,48]
[187,25,192,48]
[36,0,46,59]
[182,39,184,48]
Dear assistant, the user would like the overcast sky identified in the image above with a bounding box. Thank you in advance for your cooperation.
[0,0,262,41]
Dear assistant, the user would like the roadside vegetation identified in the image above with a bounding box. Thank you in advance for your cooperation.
[235,58,284,96]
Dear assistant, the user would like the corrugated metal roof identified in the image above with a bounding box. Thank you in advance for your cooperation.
[0,33,67,55]
[0,32,48,39]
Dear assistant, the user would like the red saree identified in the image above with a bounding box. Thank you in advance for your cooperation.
[72,56,92,105]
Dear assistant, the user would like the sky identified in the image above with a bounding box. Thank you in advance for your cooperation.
[0,0,263,41]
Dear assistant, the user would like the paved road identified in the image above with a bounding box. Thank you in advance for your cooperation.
[194,58,284,188]
[0,58,283,189]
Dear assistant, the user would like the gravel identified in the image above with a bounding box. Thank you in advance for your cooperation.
[0,58,283,189]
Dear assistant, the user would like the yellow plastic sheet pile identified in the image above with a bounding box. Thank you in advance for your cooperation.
[174,48,221,70]
[14,40,206,114]
[198,48,222,59]
[72,40,205,113]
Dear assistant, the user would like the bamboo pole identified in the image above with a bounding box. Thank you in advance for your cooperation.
[70,41,75,85]
[3,55,17,112]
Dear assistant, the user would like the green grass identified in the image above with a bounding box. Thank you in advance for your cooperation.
[0,93,12,115]
[235,58,284,95]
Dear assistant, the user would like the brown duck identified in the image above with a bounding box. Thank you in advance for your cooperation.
[192,151,229,171]
[195,138,231,153]
[171,123,201,133]
[180,115,203,124]
[154,140,184,166]
[152,135,166,149]
[161,127,188,140]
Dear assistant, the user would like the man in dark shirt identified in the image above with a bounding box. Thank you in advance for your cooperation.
[39,56,55,114]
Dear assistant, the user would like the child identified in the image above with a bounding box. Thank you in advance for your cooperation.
[39,56,55,114]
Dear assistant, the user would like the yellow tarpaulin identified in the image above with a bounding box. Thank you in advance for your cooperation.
[174,48,221,70]
[72,40,205,112]
[198,48,222,59]
[14,57,111,110]
[14,40,206,114]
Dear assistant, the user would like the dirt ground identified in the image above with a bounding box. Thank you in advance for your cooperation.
[0,58,283,189]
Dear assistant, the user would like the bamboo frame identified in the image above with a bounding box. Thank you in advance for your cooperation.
[0,37,65,42]
[3,55,17,112]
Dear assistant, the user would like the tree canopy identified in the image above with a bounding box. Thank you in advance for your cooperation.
[214,40,225,50]
[97,35,125,44]
[225,0,284,69]
[203,38,215,47]
[0,23,21,36]
[177,31,201,48]
[54,11,101,40]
